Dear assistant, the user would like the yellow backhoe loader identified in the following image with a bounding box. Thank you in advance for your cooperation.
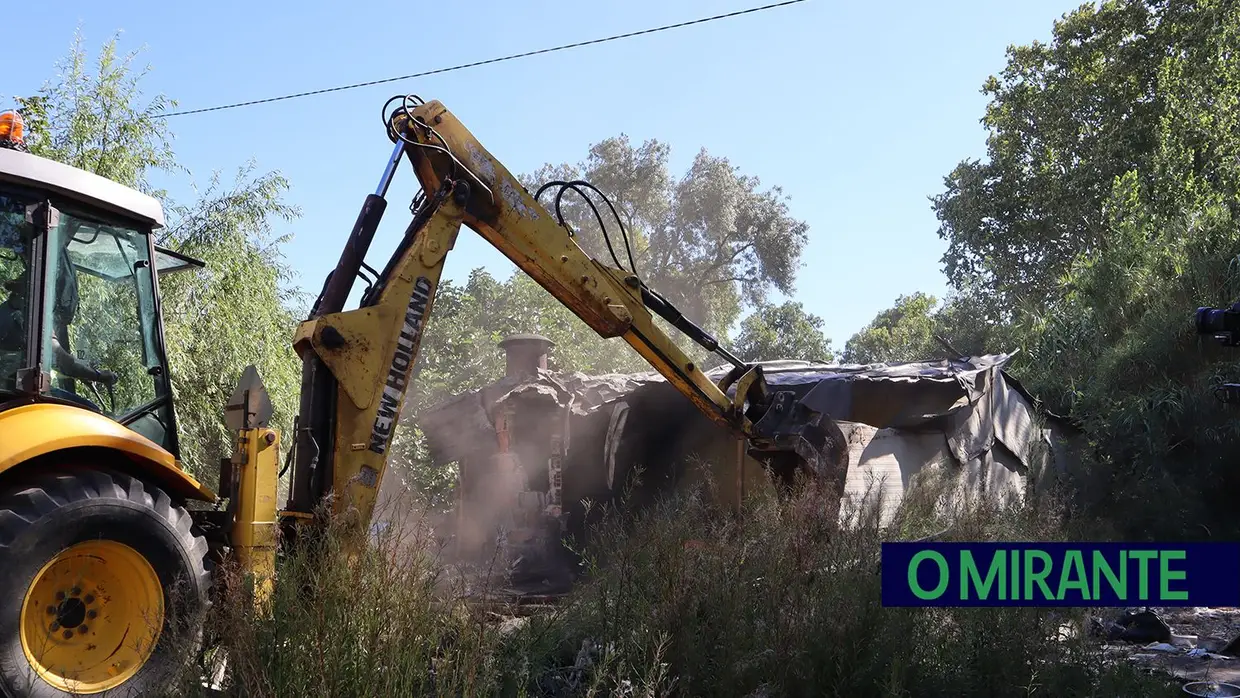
[0,99,847,697]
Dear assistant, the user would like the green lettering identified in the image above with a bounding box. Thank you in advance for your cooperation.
[1092,551,1126,600]
[1159,550,1188,601]
[1023,550,1054,600]
[1058,550,1090,601]
[908,551,949,600]
[961,551,1006,600]
[1130,550,1157,600]
[1010,547,1020,599]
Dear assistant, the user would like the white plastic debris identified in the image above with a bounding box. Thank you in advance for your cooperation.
[1187,648,1234,660]
[1173,634,1200,648]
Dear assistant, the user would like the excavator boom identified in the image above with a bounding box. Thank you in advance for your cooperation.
[0,98,848,698]
[283,96,848,533]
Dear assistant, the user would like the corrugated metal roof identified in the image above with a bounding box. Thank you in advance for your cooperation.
[416,353,1023,464]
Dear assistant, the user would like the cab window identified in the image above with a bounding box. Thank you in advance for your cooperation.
[42,204,166,419]
[0,188,35,393]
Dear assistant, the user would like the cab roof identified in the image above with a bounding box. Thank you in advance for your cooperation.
[0,147,165,228]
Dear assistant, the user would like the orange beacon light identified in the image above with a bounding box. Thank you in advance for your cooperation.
[0,111,25,145]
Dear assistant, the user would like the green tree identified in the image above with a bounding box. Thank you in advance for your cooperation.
[929,285,1015,359]
[157,167,302,478]
[524,135,810,343]
[843,292,940,364]
[932,0,1240,313]
[733,301,834,363]
[16,33,303,481]
[14,33,178,195]
[925,0,1240,538]
[842,286,1015,365]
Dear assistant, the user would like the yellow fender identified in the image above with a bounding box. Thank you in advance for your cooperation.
[0,403,215,503]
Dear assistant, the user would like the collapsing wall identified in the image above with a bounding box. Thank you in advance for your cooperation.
[549,353,1074,529]
[416,337,1078,572]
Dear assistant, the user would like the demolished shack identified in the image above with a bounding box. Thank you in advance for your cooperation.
[405,335,1077,564]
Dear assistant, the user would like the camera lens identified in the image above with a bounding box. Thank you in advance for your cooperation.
[1198,307,1228,334]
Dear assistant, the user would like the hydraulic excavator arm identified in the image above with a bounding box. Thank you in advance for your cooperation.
[282,96,847,531]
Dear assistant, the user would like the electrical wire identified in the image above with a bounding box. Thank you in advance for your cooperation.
[155,0,809,118]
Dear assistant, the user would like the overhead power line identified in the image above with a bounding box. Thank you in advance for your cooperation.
[157,0,809,118]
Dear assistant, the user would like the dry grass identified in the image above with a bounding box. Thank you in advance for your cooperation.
[172,465,1181,698]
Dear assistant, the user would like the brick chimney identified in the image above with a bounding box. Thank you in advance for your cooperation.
[498,334,555,377]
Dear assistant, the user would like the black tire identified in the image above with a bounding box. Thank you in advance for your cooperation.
[0,467,210,698]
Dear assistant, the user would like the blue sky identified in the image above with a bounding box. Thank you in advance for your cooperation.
[11,0,1079,348]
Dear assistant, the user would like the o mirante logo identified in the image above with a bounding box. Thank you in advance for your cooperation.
[881,542,1240,607]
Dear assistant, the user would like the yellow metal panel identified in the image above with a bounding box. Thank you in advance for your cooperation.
[302,306,396,411]
[292,320,316,358]
[0,403,215,502]
[230,426,279,611]
[320,195,465,527]
[404,104,639,341]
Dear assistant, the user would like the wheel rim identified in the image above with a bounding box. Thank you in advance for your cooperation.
[19,540,165,694]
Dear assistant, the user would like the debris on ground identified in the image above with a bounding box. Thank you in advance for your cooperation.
[1174,633,1200,647]
[492,614,529,637]
[1092,607,1240,684]
[1094,608,1173,643]
[1188,649,1236,661]
[1181,680,1240,697]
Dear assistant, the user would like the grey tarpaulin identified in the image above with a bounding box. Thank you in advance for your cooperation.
[417,352,1065,477]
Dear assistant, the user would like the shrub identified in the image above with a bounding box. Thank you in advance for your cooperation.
[176,469,1178,697]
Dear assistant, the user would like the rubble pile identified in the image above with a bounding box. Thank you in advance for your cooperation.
[1090,607,1240,684]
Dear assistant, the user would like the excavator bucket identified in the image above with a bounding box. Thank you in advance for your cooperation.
[748,390,850,499]
[717,364,850,499]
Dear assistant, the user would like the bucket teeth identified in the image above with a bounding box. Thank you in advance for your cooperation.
[749,391,849,495]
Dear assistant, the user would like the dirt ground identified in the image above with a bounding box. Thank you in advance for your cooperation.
[1097,607,1240,686]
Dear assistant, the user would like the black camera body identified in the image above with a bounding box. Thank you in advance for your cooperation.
[1196,302,1240,346]
[1196,300,1240,403]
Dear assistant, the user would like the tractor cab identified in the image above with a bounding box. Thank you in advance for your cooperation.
[0,110,202,455]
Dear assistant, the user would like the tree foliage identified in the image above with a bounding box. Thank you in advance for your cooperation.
[843,293,940,364]
[844,287,1012,364]
[734,301,834,363]
[157,167,302,478]
[524,135,810,338]
[847,0,1240,538]
[15,33,179,196]
[16,32,303,481]
[931,0,1240,311]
